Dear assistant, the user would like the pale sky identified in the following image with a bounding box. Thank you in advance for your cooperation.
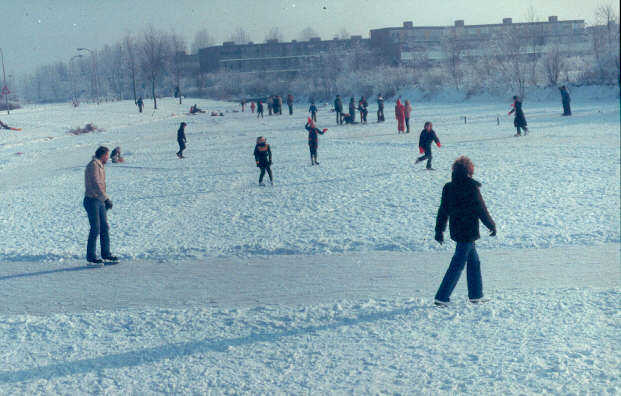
[0,0,616,76]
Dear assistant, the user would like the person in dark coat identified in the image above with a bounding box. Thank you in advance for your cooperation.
[286,94,294,115]
[348,97,356,123]
[377,94,385,122]
[508,96,528,136]
[415,121,441,170]
[257,100,264,118]
[176,122,187,158]
[309,101,318,122]
[305,117,327,165]
[434,156,496,306]
[254,136,273,185]
[334,95,343,125]
[267,96,273,116]
[559,86,571,116]
[358,96,368,124]
[136,97,144,113]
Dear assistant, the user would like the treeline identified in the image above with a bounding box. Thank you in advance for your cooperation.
[15,6,620,105]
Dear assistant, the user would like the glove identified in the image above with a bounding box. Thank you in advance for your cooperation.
[104,199,113,210]
[436,142,441,148]
[419,147,424,154]
[434,231,443,245]
[489,228,497,237]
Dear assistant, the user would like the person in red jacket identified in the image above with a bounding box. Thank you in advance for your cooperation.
[395,98,406,134]
[415,121,441,170]
[250,101,256,113]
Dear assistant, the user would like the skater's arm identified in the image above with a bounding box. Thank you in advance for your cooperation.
[433,132,441,147]
[435,184,449,234]
[475,189,496,233]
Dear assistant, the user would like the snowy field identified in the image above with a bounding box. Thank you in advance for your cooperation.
[0,87,619,393]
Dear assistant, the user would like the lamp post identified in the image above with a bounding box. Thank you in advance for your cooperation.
[77,47,99,104]
[0,48,9,115]
[70,54,83,106]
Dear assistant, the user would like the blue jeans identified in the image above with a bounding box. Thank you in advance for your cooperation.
[83,197,110,260]
[435,242,483,302]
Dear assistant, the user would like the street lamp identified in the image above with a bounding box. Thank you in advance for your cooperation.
[0,48,9,115]
[77,47,100,104]
[70,54,83,106]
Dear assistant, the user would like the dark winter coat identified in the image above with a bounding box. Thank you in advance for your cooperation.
[305,122,325,147]
[257,102,264,112]
[435,176,496,243]
[254,143,272,167]
[177,126,186,143]
[309,104,317,113]
[334,98,343,112]
[510,100,527,127]
[560,87,571,103]
[377,97,384,110]
[418,129,440,152]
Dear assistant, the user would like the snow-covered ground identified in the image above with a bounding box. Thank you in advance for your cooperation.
[0,90,619,393]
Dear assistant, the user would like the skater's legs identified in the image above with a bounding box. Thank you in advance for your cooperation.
[435,242,472,302]
[405,117,410,133]
[426,152,433,169]
[84,197,102,260]
[466,244,483,300]
[266,166,273,182]
[98,203,110,257]
[259,167,266,183]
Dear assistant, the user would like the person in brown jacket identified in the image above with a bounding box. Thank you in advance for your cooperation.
[83,146,117,266]
[433,156,496,306]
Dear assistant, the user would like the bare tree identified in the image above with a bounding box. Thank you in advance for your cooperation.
[169,33,187,104]
[543,45,565,86]
[265,27,284,42]
[441,29,465,89]
[299,27,319,41]
[592,4,620,83]
[493,28,530,98]
[229,28,251,44]
[140,26,170,110]
[523,6,545,85]
[124,34,138,103]
[192,29,214,53]
[337,28,350,40]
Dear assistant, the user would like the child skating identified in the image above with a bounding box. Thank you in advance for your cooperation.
[415,121,441,170]
[305,117,327,166]
[254,136,273,185]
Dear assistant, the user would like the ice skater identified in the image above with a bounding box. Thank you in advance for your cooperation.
[559,86,571,116]
[395,99,406,133]
[83,146,118,267]
[136,97,144,113]
[334,95,343,125]
[358,96,368,124]
[254,136,273,185]
[377,93,385,122]
[176,122,187,158]
[415,121,441,170]
[433,156,496,307]
[508,96,528,136]
[257,100,264,118]
[250,101,256,113]
[309,101,318,122]
[404,100,412,133]
[305,117,327,165]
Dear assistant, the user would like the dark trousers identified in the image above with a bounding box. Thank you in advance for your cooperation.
[405,117,410,132]
[259,165,273,183]
[435,242,483,302]
[417,150,433,169]
[516,125,528,135]
[562,101,571,116]
[309,144,318,163]
[138,105,143,113]
[83,197,110,260]
[311,112,317,122]
[288,104,293,115]
[336,110,342,125]
[257,110,263,118]
[177,140,186,156]
[377,108,384,122]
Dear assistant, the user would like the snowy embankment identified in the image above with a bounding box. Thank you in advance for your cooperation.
[0,91,619,393]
